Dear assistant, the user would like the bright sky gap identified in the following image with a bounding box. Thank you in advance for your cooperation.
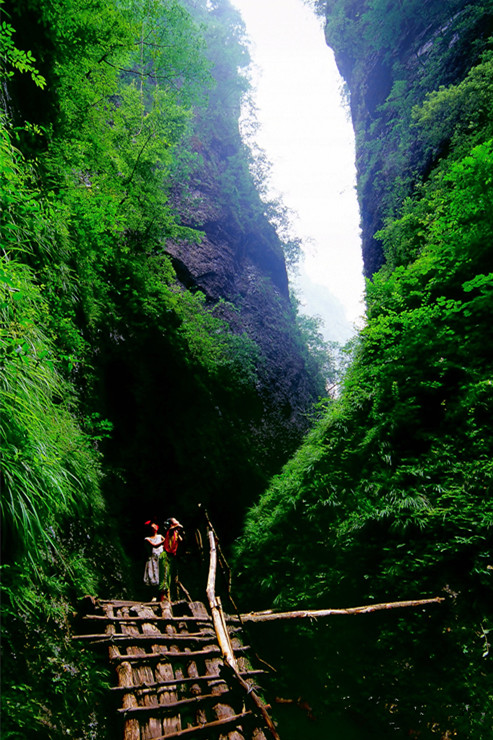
[230,0,365,343]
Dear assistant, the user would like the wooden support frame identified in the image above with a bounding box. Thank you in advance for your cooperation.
[206,527,281,740]
[150,710,255,740]
[74,514,447,739]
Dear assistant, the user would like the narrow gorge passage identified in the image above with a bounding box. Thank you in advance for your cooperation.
[232,0,365,344]
[3,0,492,737]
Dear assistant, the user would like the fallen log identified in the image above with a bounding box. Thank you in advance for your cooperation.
[150,710,255,739]
[237,597,445,623]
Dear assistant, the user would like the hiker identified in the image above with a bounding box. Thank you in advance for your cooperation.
[143,520,166,596]
[161,517,184,601]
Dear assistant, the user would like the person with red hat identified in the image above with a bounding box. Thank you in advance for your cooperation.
[162,517,184,600]
[143,518,184,601]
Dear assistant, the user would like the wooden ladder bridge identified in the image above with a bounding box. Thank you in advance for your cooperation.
[74,525,445,739]
[77,596,273,740]
[75,526,279,740]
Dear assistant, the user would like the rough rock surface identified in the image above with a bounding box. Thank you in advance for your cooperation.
[325,2,493,277]
[167,133,322,456]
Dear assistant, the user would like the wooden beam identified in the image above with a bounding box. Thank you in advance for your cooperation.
[236,597,445,623]
[109,645,250,662]
[97,599,188,607]
[109,669,267,692]
[117,691,229,714]
[150,710,255,739]
[205,527,281,740]
[82,614,212,623]
[72,632,215,644]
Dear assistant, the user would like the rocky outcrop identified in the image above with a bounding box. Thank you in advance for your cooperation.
[167,124,323,454]
[324,0,493,276]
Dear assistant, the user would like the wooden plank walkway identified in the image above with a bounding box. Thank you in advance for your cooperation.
[73,519,442,739]
[75,597,272,739]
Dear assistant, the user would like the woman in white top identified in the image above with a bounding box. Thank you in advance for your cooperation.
[143,521,165,590]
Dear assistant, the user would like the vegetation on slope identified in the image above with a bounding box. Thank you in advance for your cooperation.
[235,6,493,737]
[1,106,125,735]
[318,0,493,274]
[1,1,326,736]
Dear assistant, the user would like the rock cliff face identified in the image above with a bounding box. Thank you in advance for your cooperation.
[167,110,322,455]
[91,0,327,541]
[100,128,322,542]
[170,146,289,301]
[324,0,493,276]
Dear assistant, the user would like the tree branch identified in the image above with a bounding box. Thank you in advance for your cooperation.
[235,597,445,623]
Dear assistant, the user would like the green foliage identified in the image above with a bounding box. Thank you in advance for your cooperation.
[292,297,339,388]
[359,0,451,60]
[264,199,304,271]
[414,49,493,162]
[182,0,285,239]
[302,0,328,17]
[25,0,211,342]
[0,120,103,562]
[0,258,102,558]
[234,133,493,735]
[324,0,475,75]
[138,259,262,385]
[324,0,493,276]
[0,2,46,88]
[0,116,126,740]
[1,561,115,739]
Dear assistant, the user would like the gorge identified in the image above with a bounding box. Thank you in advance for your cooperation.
[1,0,492,738]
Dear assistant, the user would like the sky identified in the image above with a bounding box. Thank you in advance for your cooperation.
[229,0,365,341]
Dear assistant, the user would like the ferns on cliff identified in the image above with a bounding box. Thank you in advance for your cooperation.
[0,2,268,736]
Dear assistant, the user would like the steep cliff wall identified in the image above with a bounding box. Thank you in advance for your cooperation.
[325,0,493,276]
[167,0,323,452]
[168,125,320,446]
[234,2,493,735]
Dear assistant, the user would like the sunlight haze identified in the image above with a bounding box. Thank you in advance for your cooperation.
[230,0,365,341]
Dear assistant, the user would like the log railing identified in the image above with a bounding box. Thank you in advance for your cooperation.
[73,516,446,740]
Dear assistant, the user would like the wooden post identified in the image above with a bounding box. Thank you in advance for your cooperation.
[206,529,238,672]
[105,604,140,740]
[206,528,280,740]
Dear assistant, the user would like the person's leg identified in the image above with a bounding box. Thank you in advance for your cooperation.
[159,552,171,601]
